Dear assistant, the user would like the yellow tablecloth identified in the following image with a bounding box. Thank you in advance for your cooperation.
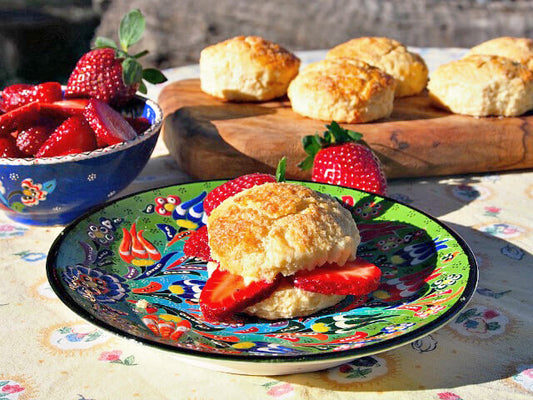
[1,49,532,400]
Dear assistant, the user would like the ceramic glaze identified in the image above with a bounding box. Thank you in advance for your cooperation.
[0,97,162,226]
[47,181,478,374]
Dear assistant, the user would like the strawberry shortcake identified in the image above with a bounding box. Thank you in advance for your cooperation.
[197,181,382,322]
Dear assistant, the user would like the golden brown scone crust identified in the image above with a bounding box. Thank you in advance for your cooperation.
[427,54,533,117]
[467,37,533,70]
[199,35,300,101]
[326,37,428,97]
[207,182,360,283]
[287,58,396,123]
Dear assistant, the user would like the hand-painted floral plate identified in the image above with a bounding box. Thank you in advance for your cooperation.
[47,180,477,375]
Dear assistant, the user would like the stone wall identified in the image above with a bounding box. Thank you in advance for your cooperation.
[96,0,533,69]
[1,0,532,85]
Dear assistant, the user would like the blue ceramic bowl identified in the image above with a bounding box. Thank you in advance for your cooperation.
[0,96,162,226]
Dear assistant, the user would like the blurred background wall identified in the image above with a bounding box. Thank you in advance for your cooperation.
[1,0,532,86]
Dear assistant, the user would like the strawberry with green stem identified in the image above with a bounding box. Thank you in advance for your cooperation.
[299,121,387,195]
[66,9,167,106]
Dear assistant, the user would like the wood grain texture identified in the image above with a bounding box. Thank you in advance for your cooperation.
[159,79,533,180]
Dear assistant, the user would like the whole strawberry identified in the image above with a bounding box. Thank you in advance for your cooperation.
[65,9,166,106]
[299,121,387,195]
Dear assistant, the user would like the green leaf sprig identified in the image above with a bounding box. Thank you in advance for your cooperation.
[94,9,167,94]
[298,121,363,171]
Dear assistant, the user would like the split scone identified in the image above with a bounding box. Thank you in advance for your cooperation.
[200,182,381,322]
[466,37,533,70]
[427,54,533,117]
[287,58,396,123]
[199,35,300,102]
[326,37,428,97]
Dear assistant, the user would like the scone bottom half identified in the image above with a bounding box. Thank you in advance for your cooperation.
[190,180,382,323]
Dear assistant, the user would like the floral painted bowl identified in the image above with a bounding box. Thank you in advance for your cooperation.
[0,96,162,226]
[47,180,478,375]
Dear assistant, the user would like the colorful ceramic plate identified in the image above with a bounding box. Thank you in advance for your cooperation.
[47,181,478,375]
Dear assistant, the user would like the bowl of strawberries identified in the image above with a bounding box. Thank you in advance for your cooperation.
[0,10,166,226]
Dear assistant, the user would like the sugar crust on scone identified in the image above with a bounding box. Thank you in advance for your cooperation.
[427,54,533,117]
[207,182,360,283]
[467,37,533,71]
[287,58,396,123]
[326,36,428,97]
[200,35,300,102]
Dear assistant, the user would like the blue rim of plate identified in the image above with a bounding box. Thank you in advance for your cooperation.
[46,180,478,365]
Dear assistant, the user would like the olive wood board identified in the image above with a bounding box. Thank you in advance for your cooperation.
[159,79,533,180]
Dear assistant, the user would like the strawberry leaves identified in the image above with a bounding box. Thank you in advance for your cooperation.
[299,120,387,195]
[118,9,145,51]
[299,121,363,171]
[92,9,167,95]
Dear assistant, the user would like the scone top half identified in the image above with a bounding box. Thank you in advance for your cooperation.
[428,54,533,117]
[287,57,396,123]
[207,182,360,283]
[326,36,428,98]
[199,35,300,102]
[467,37,533,71]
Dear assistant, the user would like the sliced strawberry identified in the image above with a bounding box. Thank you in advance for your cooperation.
[33,82,63,103]
[1,84,33,111]
[83,98,137,146]
[203,173,276,215]
[35,115,97,157]
[293,256,382,296]
[200,266,282,322]
[2,82,62,111]
[39,99,90,119]
[16,124,53,156]
[183,225,211,261]
[0,102,41,136]
[125,116,151,135]
[0,136,23,157]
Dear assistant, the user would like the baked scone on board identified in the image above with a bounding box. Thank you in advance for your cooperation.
[466,37,533,70]
[199,181,382,322]
[199,35,300,102]
[427,54,533,117]
[326,36,428,97]
[287,58,396,123]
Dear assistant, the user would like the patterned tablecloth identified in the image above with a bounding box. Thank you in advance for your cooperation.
[1,49,532,400]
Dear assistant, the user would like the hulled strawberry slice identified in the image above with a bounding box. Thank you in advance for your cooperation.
[83,98,137,146]
[125,116,151,135]
[16,124,54,156]
[183,225,212,261]
[35,115,97,157]
[39,99,90,119]
[0,136,23,157]
[203,173,276,215]
[200,266,282,322]
[293,256,382,296]
[0,102,41,136]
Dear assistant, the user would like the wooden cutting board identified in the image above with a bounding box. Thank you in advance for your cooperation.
[159,79,533,180]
